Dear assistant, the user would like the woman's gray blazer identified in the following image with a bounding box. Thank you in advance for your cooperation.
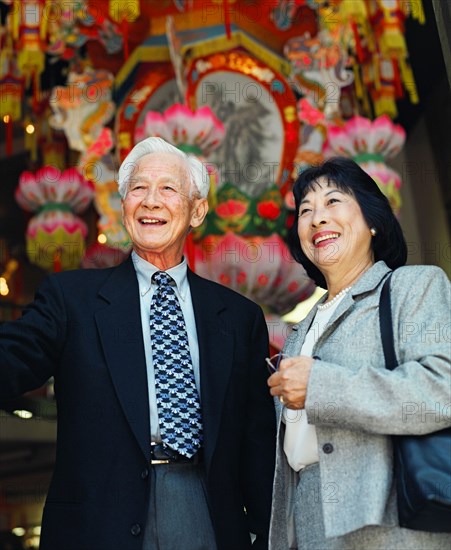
[269,261,451,548]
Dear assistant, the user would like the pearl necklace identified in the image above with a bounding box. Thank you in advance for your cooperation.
[317,286,352,311]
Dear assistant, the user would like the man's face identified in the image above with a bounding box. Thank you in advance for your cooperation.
[121,152,208,269]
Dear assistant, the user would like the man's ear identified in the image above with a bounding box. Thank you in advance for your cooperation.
[190,198,209,228]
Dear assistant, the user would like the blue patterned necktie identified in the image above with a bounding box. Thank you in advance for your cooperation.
[149,271,203,458]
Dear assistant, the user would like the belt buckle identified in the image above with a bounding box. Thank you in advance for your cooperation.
[150,442,172,465]
[151,458,171,465]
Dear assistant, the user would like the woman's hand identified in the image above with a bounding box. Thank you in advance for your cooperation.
[267,356,314,409]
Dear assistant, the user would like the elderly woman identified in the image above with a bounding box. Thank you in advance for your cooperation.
[268,157,451,549]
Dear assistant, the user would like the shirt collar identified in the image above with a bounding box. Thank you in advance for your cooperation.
[131,250,189,301]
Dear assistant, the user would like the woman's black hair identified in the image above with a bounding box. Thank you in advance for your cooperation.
[288,157,407,289]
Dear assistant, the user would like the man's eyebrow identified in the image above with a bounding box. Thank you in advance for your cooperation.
[129,175,181,184]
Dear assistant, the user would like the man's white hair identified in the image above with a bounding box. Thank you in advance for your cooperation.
[117,137,210,199]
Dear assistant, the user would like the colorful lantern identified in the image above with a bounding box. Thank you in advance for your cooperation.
[0,27,23,155]
[324,114,406,215]
[193,182,287,241]
[10,0,51,100]
[194,232,315,317]
[0,74,22,121]
[318,0,422,118]
[15,166,94,271]
[135,103,225,158]
[0,74,23,155]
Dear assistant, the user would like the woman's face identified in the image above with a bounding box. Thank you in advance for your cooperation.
[297,177,374,273]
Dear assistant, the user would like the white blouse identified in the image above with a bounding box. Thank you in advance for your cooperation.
[283,293,347,471]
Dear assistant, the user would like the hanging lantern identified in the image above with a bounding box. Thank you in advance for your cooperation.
[1,22,23,156]
[0,74,23,155]
[324,114,406,216]
[316,0,422,118]
[15,166,94,271]
[12,0,50,102]
[0,74,22,121]
[194,232,315,318]
[135,103,225,158]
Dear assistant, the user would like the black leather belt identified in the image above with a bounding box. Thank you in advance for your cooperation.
[150,443,203,465]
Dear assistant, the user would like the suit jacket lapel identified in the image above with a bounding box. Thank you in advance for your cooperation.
[188,270,234,469]
[95,258,151,461]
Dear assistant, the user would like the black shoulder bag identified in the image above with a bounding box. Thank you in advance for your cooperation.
[379,273,451,532]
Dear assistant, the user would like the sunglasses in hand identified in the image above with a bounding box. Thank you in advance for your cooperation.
[265,352,286,375]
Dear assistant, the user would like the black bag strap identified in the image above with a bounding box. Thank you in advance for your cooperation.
[379,272,398,371]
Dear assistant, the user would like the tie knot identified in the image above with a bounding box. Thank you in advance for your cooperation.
[152,271,175,288]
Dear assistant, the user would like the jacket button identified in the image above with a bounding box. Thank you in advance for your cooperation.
[141,468,149,479]
[322,443,334,454]
[130,524,141,536]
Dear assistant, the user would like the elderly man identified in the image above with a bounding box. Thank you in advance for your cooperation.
[0,137,276,550]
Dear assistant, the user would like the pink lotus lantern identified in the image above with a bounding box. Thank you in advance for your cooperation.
[194,233,315,317]
[15,166,94,271]
[135,103,225,157]
[324,115,406,215]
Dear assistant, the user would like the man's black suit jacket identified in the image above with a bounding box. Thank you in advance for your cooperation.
[0,257,276,550]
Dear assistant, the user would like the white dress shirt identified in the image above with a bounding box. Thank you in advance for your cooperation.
[283,293,346,471]
[131,251,200,442]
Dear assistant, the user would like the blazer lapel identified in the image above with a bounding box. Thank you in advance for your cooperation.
[314,261,392,350]
[95,258,151,461]
[188,270,234,469]
[285,307,317,357]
